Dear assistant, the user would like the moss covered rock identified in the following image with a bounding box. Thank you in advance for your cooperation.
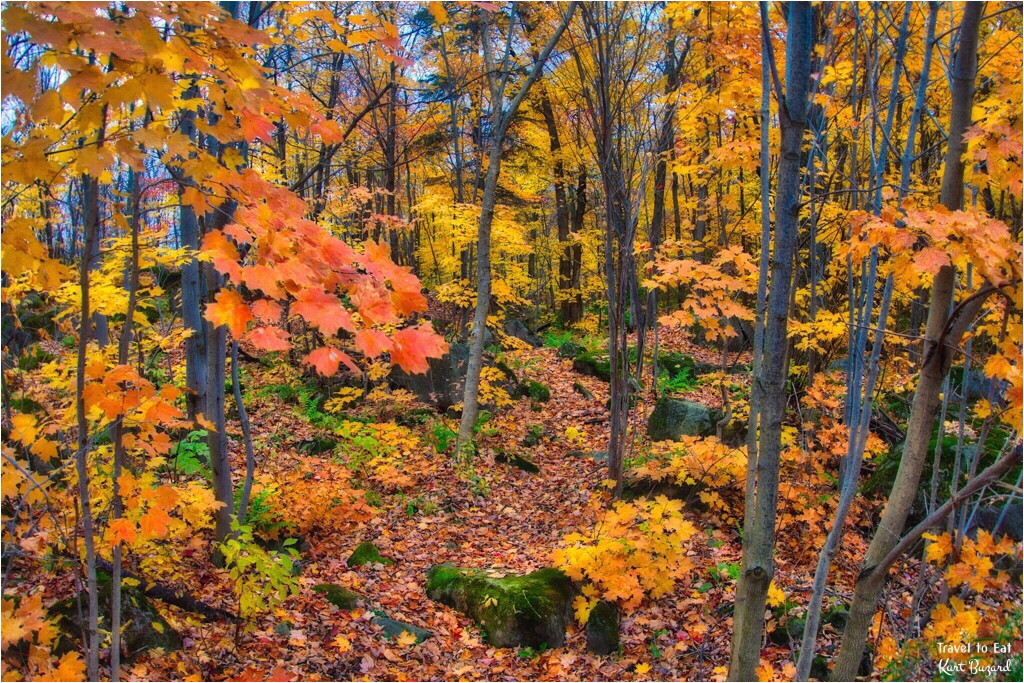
[585,600,620,655]
[522,425,545,448]
[557,342,585,359]
[425,564,574,648]
[51,571,181,661]
[372,615,433,643]
[313,584,360,609]
[572,382,595,400]
[658,352,696,378]
[646,397,717,441]
[572,352,611,382]
[519,380,551,403]
[496,450,540,474]
[347,542,391,567]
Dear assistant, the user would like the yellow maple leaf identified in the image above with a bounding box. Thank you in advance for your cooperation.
[332,634,351,652]
[635,662,651,675]
[923,532,953,565]
[766,580,786,608]
[396,630,418,647]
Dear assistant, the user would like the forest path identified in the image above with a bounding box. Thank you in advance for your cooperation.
[158,331,749,681]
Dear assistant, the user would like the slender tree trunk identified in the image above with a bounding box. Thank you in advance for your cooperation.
[76,172,102,683]
[456,4,576,457]
[109,163,144,682]
[232,342,256,524]
[830,5,985,679]
[729,4,815,679]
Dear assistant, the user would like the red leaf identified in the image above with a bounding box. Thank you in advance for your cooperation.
[251,299,282,322]
[354,329,393,359]
[914,246,950,274]
[205,289,252,338]
[242,263,284,299]
[201,230,241,282]
[390,323,448,374]
[293,289,355,336]
[304,346,360,377]
[247,326,291,352]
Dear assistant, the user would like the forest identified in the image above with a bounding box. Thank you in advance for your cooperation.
[1,1,1022,682]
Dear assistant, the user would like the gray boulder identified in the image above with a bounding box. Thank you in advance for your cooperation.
[503,319,541,347]
[647,398,717,441]
[390,342,469,411]
[968,503,1023,543]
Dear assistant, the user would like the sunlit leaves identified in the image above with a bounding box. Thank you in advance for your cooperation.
[304,346,360,377]
[552,494,697,611]
[205,289,253,338]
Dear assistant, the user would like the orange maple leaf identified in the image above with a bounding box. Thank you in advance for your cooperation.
[390,323,448,374]
[108,518,137,545]
[304,346,360,377]
[293,289,354,336]
[205,289,253,337]
[247,326,291,352]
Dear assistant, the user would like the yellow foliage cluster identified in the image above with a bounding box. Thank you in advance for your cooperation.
[552,494,698,614]
[333,420,427,492]
[1,594,85,682]
[633,436,747,524]
[877,529,1021,675]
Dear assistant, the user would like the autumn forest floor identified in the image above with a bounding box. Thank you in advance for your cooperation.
[10,326,989,682]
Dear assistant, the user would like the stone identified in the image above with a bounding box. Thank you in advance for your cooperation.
[566,450,609,463]
[522,425,545,448]
[390,342,470,411]
[768,616,805,645]
[518,380,550,403]
[295,436,337,455]
[646,398,717,441]
[347,542,391,568]
[51,570,181,661]
[496,450,540,474]
[372,615,433,643]
[274,621,292,636]
[503,319,541,347]
[425,564,574,648]
[724,316,755,353]
[572,382,595,400]
[557,341,585,359]
[572,352,611,382]
[313,584,360,609]
[968,503,1023,543]
[585,600,619,655]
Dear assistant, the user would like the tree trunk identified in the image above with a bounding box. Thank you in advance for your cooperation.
[729,4,815,679]
[456,3,577,458]
[829,5,984,679]
[75,171,102,683]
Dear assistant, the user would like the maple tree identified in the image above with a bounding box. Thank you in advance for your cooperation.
[2,2,1022,683]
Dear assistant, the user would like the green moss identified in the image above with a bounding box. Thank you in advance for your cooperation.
[557,341,585,359]
[494,359,519,383]
[347,541,391,567]
[521,380,550,403]
[8,397,44,414]
[425,564,574,648]
[522,424,545,448]
[313,584,360,609]
[17,347,54,372]
[658,352,696,377]
[572,351,611,382]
